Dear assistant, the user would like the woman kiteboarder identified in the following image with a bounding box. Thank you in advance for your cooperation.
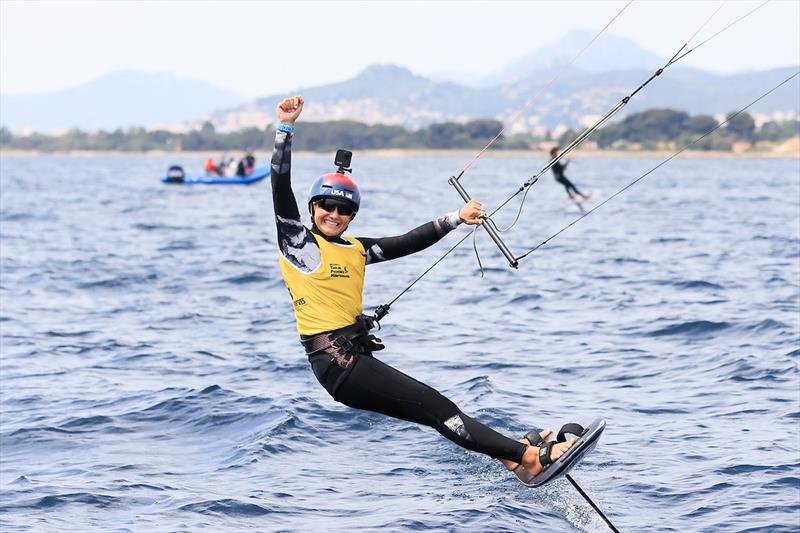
[271,95,575,482]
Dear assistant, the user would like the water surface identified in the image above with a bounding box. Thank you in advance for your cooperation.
[1,153,798,531]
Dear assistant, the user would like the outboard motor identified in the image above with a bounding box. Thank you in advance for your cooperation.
[165,165,185,183]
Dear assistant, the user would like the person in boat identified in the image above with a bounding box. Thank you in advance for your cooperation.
[225,157,238,177]
[244,150,256,175]
[550,146,590,201]
[236,150,256,177]
[204,157,219,176]
[271,95,575,482]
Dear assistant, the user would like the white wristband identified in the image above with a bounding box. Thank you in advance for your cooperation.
[446,210,462,228]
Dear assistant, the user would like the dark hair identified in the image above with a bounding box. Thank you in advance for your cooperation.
[550,147,560,157]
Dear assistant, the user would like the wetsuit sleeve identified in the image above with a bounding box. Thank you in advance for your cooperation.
[271,129,321,273]
[357,212,461,265]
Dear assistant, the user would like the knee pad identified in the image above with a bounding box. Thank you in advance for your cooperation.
[443,413,475,442]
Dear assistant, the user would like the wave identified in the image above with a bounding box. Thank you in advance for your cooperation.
[79,273,158,289]
[729,364,794,383]
[649,237,688,243]
[0,212,53,222]
[44,330,94,338]
[596,257,650,264]
[717,462,797,476]
[649,320,732,337]
[34,492,122,510]
[507,293,543,305]
[131,222,190,231]
[221,272,272,284]
[179,498,273,517]
[59,415,115,429]
[157,240,197,252]
[740,318,789,334]
[668,280,724,290]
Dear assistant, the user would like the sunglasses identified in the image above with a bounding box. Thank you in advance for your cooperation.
[317,198,356,217]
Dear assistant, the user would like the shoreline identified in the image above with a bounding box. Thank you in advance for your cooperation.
[1,148,798,160]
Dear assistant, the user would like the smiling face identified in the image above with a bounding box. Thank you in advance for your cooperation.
[312,199,355,237]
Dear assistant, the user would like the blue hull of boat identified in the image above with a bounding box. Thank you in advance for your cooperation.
[162,166,268,185]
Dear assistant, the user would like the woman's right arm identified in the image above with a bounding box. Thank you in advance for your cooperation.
[271,126,300,221]
[272,96,321,273]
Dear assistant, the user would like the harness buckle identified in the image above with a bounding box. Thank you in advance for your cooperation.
[330,335,354,354]
[328,335,355,369]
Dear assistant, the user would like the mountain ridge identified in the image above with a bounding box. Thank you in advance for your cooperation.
[2,30,797,133]
[0,71,244,133]
[215,64,798,133]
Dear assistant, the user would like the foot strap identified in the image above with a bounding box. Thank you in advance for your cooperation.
[538,441,556,467]
[523,430,546,447]
[516,418,607,488]
[538,423,586,468]
[524,422,588,470]
[557,423,586,443]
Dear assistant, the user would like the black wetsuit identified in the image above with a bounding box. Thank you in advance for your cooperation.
[271,128,528,465]
[551,160,584,198]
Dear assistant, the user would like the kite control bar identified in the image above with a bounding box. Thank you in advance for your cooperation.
[449,173,518,268]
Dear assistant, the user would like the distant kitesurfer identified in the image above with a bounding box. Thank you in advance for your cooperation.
[271,95,575,482]
[550,147,590,201]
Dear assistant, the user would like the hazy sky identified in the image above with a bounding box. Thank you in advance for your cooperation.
[2,0,798,98]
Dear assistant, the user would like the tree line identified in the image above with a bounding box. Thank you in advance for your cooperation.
[559,109,799,151]
[1,111,797,153]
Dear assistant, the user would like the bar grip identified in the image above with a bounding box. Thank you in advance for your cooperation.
[448,176,519,268]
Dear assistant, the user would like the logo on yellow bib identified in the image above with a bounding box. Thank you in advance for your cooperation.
[329,263,350,278]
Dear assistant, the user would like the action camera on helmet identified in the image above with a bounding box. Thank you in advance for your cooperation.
[335,149,352,173]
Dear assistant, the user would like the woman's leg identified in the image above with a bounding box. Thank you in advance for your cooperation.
[336,354,527,462]
[309,353,574,475]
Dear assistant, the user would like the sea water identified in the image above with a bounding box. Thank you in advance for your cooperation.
[1,153,798,532]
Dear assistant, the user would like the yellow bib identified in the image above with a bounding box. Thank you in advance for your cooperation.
[278,233,366,335]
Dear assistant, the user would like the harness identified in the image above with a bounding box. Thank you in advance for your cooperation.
[300,315,385,369]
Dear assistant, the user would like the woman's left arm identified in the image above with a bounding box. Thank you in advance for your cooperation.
[358,200,484,265]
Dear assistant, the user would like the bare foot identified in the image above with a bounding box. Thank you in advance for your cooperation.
[501,429,551,472]
[501,429,576,479]
[520,437,575,477]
